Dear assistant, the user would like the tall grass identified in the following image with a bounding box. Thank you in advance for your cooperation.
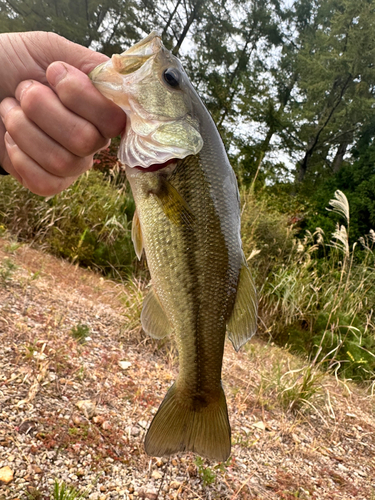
[259,190,375,381]
[1,166,374,382]
[240,188,297,284]
[0,169,136,279]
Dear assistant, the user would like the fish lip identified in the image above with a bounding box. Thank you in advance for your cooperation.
[133,158,177,172]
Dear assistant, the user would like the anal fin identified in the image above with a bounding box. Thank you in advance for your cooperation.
[141,287,172,339]
[227,259,257,352]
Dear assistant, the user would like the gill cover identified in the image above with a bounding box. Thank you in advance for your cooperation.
[89,32,203,168]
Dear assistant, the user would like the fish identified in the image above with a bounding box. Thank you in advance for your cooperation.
[89,32,257,462]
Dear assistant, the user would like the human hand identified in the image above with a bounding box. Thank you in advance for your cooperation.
[0,32,126,196]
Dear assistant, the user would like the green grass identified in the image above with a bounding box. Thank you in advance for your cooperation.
[259,190,375,382]
[70,323,91,344]
[52,480,88,500]
[194,456,233,487]
[0,257,18,285]
[25,481,88,500]
[0,169,136,280]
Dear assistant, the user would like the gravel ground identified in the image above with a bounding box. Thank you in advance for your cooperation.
[0,237,375,500]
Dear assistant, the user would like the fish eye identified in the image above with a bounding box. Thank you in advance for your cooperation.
[163,68,181,88]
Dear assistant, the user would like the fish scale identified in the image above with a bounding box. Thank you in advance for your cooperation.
[90,31,257,461]
[127,152,239,459]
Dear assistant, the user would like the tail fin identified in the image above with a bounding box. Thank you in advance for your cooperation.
[144,383,231,462]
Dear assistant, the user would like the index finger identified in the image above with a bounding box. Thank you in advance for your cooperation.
[46,62,126,139]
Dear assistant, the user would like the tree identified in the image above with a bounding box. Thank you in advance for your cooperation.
[184,0,285,153]
[0,0,129,48]
[289,0,375,184]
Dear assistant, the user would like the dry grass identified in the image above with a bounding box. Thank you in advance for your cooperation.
[0,234,375,499]
[257,191,375,382]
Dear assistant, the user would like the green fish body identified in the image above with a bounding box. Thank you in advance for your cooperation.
[90,32,257,461]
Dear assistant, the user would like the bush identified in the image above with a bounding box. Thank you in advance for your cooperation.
[240,188,297,285]
[0,169,136,279]
[302,127,375,245]
[261,190,375,381]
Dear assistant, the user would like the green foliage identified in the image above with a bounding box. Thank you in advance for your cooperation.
[262,191,375,381]
[53,480,88,500]
[70,324,91,344]
[0,258,17,286]
[194,457,216,486]
[262,360,324,413]
[185,0,284,151]
[0,170,136,280]
[240,188,298,284]
[290,0,375,183]
[311,313,375,380]
[303,121,375,243]
[26,487,43,500]
[23,341,38,360]
[0,0,143,53]
[27,481,89,500]
[194,456,232,486]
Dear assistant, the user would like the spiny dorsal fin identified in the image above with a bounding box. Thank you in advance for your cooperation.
[227,260,257,352]
[131,209,144,260]
[145,383,231,462]
[152,177,194,228]
[141,287,172,339]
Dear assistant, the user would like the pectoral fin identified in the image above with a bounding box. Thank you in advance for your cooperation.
[131,210,144,260]
[141,287,172,339]
[227,260,258,352]
[151,177,194,228]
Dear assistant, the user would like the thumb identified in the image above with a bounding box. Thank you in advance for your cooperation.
[0,31,110,99]
[24,31,109,75]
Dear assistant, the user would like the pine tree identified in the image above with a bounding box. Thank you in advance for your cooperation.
[290,0,375,184]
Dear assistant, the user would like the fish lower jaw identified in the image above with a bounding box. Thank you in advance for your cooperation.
[133,158,177,172]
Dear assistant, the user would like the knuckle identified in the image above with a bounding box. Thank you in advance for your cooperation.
[100,109,127,139]
[70,123,103,157]
[11,160,65,197]
[46,155,68,177]
[20,85,46,115]
[45,146,89,178]
[3,107,23,134]
[30,177,67,197]
[46,155,69,177]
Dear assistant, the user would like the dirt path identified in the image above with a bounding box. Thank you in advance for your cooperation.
[0,236,374,499]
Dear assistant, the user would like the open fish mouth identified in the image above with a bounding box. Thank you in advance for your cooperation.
[134,158,177,172]
[89,31,162,82]
[89,32,203,170]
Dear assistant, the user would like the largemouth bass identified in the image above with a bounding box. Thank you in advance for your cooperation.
[90,32,257,462]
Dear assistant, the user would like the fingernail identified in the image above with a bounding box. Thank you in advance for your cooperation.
[0,99,17,119]
[5,132,16,147]
[48,62,68,87]
[15,80,33,102]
